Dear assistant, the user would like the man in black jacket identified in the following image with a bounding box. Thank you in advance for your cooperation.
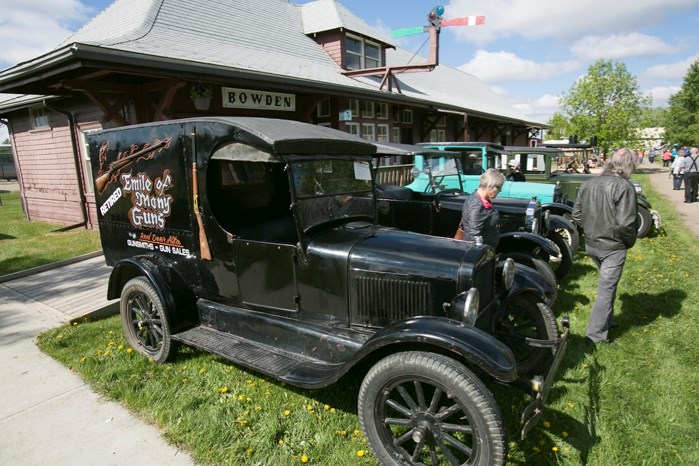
[572,148,638,346]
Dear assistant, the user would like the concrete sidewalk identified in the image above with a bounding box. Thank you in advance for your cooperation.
[0,265,195,465]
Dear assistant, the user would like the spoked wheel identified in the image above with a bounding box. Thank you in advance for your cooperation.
[492,294,558,375]
[359,352,506,466]
[120,277,175,363]
[550,214,580,253]
[546,230,573,281]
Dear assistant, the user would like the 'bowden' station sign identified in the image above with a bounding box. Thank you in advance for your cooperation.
[222,87,296,111]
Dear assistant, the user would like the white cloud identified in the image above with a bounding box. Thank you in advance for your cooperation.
[570,33,675,61]
[458,50,579,83]
[0,1,93,67]
[445,0,697,44]
[646,86,681,107]
[643,54,699,80]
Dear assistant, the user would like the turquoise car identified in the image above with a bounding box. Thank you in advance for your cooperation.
[414,142,573,217]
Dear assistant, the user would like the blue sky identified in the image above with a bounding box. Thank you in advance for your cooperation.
[1,0,698,141]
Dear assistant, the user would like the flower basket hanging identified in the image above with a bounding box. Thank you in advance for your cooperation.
[190,84,213,111]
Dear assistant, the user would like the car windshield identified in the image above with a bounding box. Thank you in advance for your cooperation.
[290,158,375,231]
[413,155,463,195]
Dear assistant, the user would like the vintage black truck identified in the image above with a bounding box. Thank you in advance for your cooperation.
[89,117,569,466]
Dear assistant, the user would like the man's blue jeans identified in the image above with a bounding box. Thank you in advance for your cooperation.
[585,245,627,342]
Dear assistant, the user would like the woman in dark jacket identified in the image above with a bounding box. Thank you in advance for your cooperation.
[458,168,506,249]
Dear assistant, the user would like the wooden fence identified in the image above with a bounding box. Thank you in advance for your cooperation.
[375,164,413,186]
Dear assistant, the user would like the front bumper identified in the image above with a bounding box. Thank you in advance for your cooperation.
[520,316,571,439]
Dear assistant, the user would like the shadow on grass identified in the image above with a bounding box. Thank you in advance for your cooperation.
[616,289,685,336]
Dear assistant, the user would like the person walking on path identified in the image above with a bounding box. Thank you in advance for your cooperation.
[662,149,672,167]
[672,149,686,190]
[682,147,699,203]
[572,148,638,346]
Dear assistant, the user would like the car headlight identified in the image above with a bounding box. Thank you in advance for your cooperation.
[633,182,643,195]
[448,288,479,325]
[502,258,515,290]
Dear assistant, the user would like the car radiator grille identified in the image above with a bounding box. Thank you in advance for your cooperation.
[354,273,431,322]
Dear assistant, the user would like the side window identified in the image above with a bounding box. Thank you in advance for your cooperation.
[80,127,102,193]
[207,160,296,243]
[30,106,49,130]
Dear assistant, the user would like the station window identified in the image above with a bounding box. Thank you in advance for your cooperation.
[361,124,375,141]
[346,35,382,70]
[376,102,389,119]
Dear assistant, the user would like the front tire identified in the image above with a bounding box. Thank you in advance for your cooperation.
[637,206,652,238]
[493,294,558,375]
[359,352,506,466]
[120,277,175,363]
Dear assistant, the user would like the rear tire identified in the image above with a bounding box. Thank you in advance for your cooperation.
[359,351,506,466]
[120,277,175,363]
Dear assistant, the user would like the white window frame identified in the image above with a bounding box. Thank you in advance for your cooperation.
[79,126,103,193]
[361,123,375,141]
[349,99,360,118]
[344,122,359,137]
[377,124,389,143]
[346,34,382,70]
[360,100,374,118]
[430,129,446,142]
[29,106,49,130]
[376,102,389,119]
[392,127,401,143]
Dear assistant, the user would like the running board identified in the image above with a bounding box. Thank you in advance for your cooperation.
[172,325,344,388]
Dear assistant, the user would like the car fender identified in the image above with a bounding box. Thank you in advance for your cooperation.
[507,262,557,305]
[498,231,559,258]
[108,255,198,331]
[547,213,576,236]
[358,316,517,383]
[541,202,574,216]
[636,193,653,209]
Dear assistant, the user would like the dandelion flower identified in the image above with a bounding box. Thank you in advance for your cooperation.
[300,454,309,463]
[284,410,291,416]
[117,344,124,351]
[126,348,133,354]
[97,349,103,356]
[562,431,569,438]
[543,421,550,428]
[246,448,254,456]
[330,408,336,414]
[357,450,366,457]
[324,404,330,411]
[218,386,229,394]
[278,439,284,445]
[552,446,559,452]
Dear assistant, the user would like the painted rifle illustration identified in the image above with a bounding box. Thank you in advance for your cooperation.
[192,161,212,260]
[95,138,171,194]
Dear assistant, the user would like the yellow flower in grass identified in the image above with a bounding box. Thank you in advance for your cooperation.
[357,450,366,457]
[284,410,291,417]
[97,349,103,356]
[126,348,133,354]
[562,431,569,438]
[80,357,87,363]
[117,344,124,351]
[246,448,254,456]
[218,386,229,394]
[552,446,559,453]
[278,439,284,446]
[543,421,550,428]
[300,454,309,463]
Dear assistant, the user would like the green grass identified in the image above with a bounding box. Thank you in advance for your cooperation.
[36,174,699,465]
[0,192,102,275]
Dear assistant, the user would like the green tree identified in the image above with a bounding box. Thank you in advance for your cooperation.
[664,59,699,146]
[559,59,651,155]
[545,111,569,140]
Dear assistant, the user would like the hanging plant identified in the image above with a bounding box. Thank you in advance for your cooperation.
[190,83,213,99]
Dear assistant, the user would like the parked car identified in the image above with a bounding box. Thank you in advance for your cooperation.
[89,117,569,466]
[509,145,661,238]
[374,143,575,283]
